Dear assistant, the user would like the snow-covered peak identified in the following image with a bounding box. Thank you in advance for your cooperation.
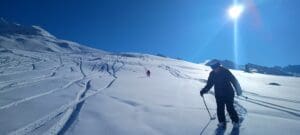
[32,25,55,38]
[0,18,55,38]
[0,19,106,54]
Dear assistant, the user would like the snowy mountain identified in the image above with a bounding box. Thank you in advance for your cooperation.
[1,20,300,135]
[0,18,105,54]
[244,63,291,76]
[282,65,300,76]
[205,59,300,77]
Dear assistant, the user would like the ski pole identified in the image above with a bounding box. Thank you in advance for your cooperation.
[202,96,216,120]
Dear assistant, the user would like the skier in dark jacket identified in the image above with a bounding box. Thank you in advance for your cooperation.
[200,61,242,128]
[146,70,151,77]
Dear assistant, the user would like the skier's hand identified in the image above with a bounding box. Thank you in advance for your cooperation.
[236,89,242,96]
[200,90,205,97]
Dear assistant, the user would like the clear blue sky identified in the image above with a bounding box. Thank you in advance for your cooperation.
[0,0,299,66]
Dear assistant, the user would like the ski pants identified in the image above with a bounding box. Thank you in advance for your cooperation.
[216,97,239,123]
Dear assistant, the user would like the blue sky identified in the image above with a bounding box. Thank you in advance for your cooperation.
[0,0,299,66]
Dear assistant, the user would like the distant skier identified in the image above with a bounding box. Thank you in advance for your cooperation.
[146,70,151,77]
[200,61,242,129]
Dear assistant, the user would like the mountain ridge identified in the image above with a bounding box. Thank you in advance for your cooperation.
[0,18,106,54]
[204,59,300,77]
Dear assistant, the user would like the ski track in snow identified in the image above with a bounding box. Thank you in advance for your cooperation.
[9,78,116,135]
[237,96,300,118]
[243,90,300,104]
[0,64,63,87]
[0,61,47,76]
[158,64,207,83]
[0,78,81,110]
[0,56,72,93]
[199,118,213,135]
[241,95,300,112]
[78,57,86,77]
[46,57,89,135]
[46,80,91,135]
[0,54,82,110]
[7,56,122,135]
[205,89,300,131]
[42,58,124,135]
[0,72,53,85]
[0,53,51,76]
[0,72,76,94]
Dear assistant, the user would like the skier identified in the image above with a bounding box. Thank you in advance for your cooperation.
[200,60,242,129]
[146,70,151,77]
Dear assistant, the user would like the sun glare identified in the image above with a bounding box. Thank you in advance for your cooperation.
[228,5,244,20]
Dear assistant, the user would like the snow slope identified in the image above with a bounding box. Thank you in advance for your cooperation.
[1,21,300,135]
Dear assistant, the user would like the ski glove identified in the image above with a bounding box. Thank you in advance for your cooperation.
[200,89,206,97]
[236,88,242,96]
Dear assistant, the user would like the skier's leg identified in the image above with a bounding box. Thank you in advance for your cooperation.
[225,99,239,123]
[216,99,226,123]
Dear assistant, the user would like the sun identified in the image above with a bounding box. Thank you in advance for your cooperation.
[228,5,244,20]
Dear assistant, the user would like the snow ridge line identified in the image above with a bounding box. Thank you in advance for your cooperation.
[45,80,91,135]
[0,78,81,110]
[9,78,116,135]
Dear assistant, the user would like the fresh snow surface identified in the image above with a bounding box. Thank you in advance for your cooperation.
[1,49,300,135]
[0,26,300,135]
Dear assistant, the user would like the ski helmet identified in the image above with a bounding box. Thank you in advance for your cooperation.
[208,60,221,69]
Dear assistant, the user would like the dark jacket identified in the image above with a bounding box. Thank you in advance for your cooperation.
[201,67,242,99]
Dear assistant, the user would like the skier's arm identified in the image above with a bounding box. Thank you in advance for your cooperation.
[228,70,242,96]
[201,72,214,95]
